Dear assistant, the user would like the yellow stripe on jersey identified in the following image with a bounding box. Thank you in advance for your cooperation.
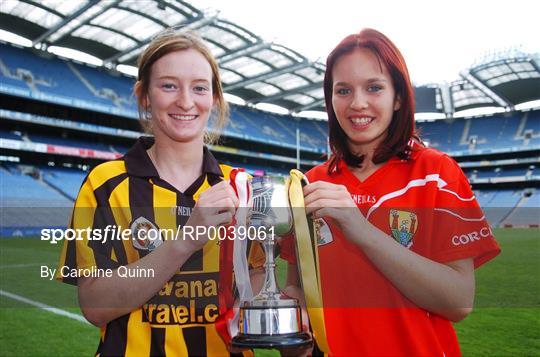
[192,176,211,202]
[219,164,234,181]
[125,309,151,357]
[73,179,98,270]
[205,324,230,356]
[87,160,127,191]
[164,325,189,356]
[203,237,221,272]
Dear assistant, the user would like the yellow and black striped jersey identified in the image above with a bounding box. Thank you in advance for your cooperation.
[57,137,263,356]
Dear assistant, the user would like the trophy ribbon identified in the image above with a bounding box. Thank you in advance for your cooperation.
[289,169,330,354]
[231,170,254,303]
[215,168,251,344]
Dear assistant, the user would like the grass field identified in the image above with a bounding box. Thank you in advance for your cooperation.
[0,228,538,356]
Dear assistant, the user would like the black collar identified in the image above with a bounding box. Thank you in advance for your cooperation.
[124,136,223,178]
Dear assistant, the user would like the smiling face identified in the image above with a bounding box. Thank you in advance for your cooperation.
[331,47,401,155]
[146,49,214,145]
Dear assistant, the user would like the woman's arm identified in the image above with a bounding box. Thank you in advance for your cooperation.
[78,181,239,327]
[303,181,475,322]
[78,238,199,327]
[349,221,474,321]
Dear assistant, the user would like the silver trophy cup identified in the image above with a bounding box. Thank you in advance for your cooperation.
[231,176,312,349]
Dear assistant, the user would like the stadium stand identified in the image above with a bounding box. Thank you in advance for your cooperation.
[475,190,524,227]
[0,7,538,234]
[0,44,112,107]
[0,42,327,153]
[40,166,87,201]
[71,63,136,108]
[1,163,72,235]
[0,128,23,140]
[27,133,111,152]
[416,112,540,153]
[501,189,540,227]
[1,166,71,205]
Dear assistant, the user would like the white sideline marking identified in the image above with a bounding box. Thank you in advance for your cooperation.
[0,289,90,325]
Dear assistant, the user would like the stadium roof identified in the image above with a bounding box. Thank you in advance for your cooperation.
[1,0,539,117]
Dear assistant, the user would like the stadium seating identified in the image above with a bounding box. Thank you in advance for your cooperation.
[476,189,524,227]
[417,111,539,154]
[27,133,111,152]
[417,119,466,152]
[0,164,72,206]
[4,43,537,157]
[501,189,540,227]
[40,166,87,200]
[0,164,73,234]
[0,128,23,140]
[1,43,539,234]
[0,43,113,107]
[73,64,136,108]
[1,43,330,152]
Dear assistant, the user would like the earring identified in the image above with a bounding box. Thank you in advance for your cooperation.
[144,107,152,120]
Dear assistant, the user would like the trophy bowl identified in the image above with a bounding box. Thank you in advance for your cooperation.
[231,176,312,349]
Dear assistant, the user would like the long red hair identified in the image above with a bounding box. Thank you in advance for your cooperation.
[325,28,419,174]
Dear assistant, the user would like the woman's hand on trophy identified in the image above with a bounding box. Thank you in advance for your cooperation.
[182,181,239,252]
[303,181,363,235]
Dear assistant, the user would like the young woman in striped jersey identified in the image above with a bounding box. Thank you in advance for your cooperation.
[58,29,262,356]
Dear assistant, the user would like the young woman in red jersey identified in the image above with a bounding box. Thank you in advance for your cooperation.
[282,29,500,356]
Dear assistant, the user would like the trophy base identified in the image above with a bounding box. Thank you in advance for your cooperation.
[231,332,312,349]
[231,299,312,349]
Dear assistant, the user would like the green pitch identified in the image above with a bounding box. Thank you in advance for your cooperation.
[0,228,538,356]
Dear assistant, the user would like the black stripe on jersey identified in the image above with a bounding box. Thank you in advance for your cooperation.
[129,176,155,259]
[182,326,206,356]
[177,190,194,228]
[91,173,129,269]
[129,176,154,220]
[179,247,202,272]
[178,190,202,272]
[149,327,166,356]
[99,314,129,356]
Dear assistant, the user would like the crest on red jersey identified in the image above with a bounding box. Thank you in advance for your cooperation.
[389,210,417,248]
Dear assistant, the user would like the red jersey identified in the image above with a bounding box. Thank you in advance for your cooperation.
[281,146,500,356]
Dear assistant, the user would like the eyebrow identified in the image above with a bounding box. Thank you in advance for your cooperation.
[367,78,387,83]
[156,76,210,83]
[334,78,388,86]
